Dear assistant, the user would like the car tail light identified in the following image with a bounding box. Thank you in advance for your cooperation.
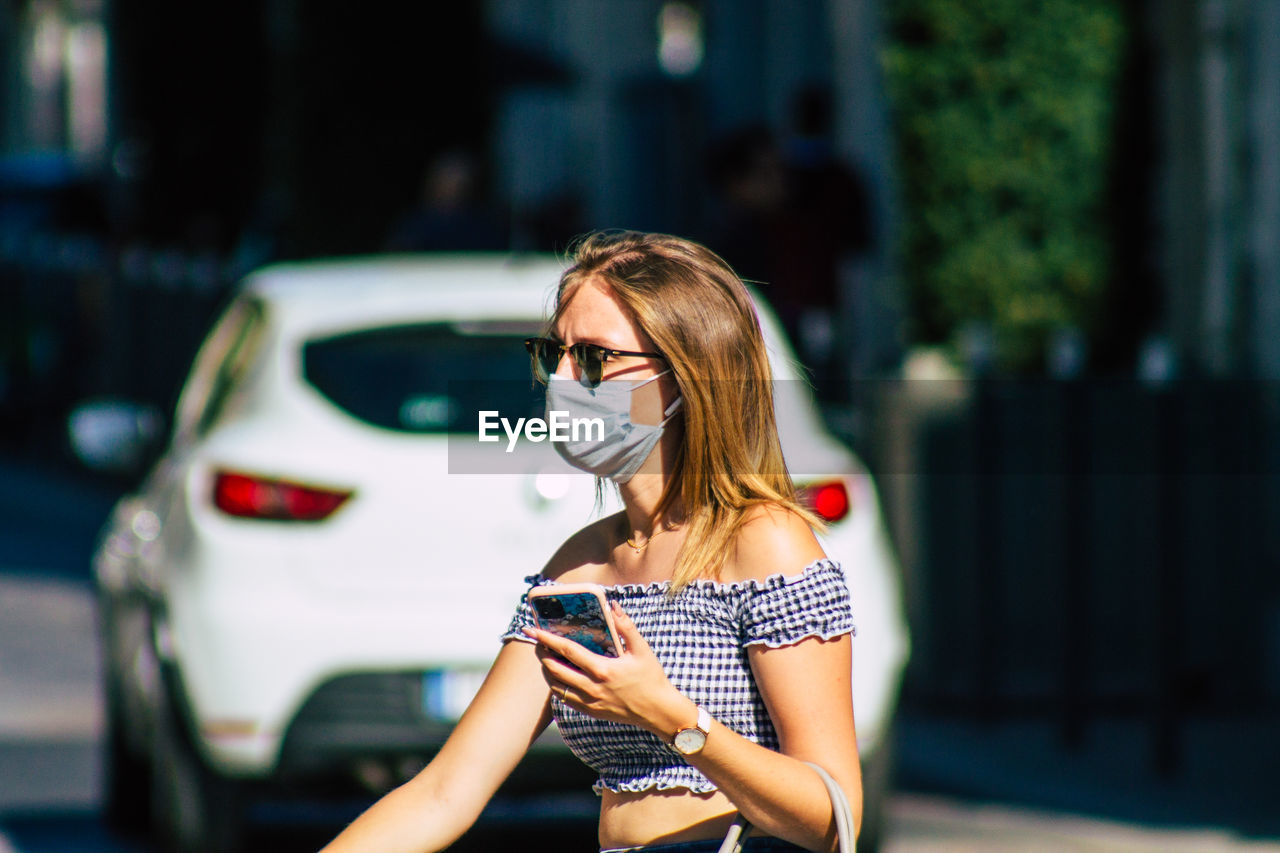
[212,471,352,521]
[797,479,851,523]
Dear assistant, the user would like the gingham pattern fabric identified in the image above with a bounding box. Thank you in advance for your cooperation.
[501,558,854,794]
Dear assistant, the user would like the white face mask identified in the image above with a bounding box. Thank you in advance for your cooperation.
[545,371,683,483]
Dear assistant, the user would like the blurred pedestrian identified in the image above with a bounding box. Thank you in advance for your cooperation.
[703,124,789,299]
[383,149,508,252]
[779,86,874,389]
[704,88,875,403]
[322,231,861,852]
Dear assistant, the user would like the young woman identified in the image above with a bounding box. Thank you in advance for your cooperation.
[322,231,861,852]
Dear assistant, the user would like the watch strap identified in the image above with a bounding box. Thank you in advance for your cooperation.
[695,705,711,734]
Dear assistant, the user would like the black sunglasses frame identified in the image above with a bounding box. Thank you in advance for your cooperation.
[524,337,665,386]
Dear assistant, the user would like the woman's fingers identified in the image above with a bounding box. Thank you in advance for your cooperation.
[610,602,651,656]
[525,608,676,726]
[524,627,606,678]
[534,646,602,710]
[539,646,591,686]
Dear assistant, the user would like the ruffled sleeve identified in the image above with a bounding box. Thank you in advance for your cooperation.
[740,559,855,648]
[499,574,546,644]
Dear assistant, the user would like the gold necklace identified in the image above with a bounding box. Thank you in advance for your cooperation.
[625,523,675,554]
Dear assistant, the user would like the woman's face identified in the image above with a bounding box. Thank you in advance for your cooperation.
[553,277,679,426]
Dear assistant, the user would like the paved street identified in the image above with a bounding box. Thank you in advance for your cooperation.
[882,796,1280,852]
[0,573,101,738]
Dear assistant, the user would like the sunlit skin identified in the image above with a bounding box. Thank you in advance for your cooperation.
[321,275,861,853]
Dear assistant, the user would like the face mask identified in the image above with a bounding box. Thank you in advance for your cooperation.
[545,371,682,483]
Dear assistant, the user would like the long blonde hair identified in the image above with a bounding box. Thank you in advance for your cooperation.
[552,230,820,590]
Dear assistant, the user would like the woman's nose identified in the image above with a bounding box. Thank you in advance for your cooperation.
[553,349,577,379]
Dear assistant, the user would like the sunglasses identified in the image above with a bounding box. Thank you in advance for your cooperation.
[524,337,665,387]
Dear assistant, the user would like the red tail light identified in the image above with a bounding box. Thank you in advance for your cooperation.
[212,471,352,521]
[797,479,851,523]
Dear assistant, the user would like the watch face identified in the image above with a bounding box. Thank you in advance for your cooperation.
[674,727,706,755]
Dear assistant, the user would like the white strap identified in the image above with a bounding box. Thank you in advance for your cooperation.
[716,762,855,853]
[716,815,751,853]
[805,762,856,853]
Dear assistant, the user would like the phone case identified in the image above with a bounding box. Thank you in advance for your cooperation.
[527,583,623,657]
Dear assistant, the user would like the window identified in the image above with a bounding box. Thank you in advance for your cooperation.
[303,322,543,434]
[175,298,266,439]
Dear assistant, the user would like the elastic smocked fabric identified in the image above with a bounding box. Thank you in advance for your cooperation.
[501,559,855,795]
[601,838,814,852]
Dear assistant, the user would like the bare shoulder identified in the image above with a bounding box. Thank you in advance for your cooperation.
[722,502,827,585]
[537,511,621,582]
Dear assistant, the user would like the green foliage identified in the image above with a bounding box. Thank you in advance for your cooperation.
[882,0,1126,372]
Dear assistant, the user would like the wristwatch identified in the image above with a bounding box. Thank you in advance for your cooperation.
[672,705,712,756]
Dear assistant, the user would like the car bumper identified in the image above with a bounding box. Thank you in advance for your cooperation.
[271,670,593,791]
[161,561,531,777]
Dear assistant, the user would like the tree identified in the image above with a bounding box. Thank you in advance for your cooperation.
[882,0,1126,372]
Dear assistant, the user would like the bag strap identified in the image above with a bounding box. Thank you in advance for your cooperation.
[716,761,855,853]
[805,762,856,853]
[717,814,751,853]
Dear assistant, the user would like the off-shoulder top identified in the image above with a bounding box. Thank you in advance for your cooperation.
[500,558,855,794]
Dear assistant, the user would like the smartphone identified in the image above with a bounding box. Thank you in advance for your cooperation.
[527,583,623,657]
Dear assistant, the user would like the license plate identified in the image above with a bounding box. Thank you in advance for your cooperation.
[422,669,487,721]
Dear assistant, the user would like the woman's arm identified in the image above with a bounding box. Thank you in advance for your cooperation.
[321,639,554,853]
[712,506,863,846]
[725,633,862,847]
[535,614,858,852]
[529,506,860,853]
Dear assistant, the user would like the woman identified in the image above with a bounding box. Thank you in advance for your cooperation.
[322,231,861,852]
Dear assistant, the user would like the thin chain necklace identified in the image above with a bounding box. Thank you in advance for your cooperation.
[624,522,676,554]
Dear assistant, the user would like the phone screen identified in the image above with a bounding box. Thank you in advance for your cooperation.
[531,591,620,657]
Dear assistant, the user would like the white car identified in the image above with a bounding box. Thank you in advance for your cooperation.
[73,254,910,853]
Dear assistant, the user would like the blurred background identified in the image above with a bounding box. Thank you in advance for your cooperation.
[2,0,1279,850]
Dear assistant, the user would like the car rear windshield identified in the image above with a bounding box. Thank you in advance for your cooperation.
[303,322,544,433]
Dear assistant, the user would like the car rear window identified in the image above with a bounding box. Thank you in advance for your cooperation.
[303,322,544,433]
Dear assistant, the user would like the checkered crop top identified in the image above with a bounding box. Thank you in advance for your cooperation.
[501,558,854,794]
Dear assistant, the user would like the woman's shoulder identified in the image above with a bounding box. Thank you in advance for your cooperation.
[719,502,827,586]
[536,511,623,582]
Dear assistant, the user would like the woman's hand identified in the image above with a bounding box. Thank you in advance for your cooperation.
[523,603,692,736]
